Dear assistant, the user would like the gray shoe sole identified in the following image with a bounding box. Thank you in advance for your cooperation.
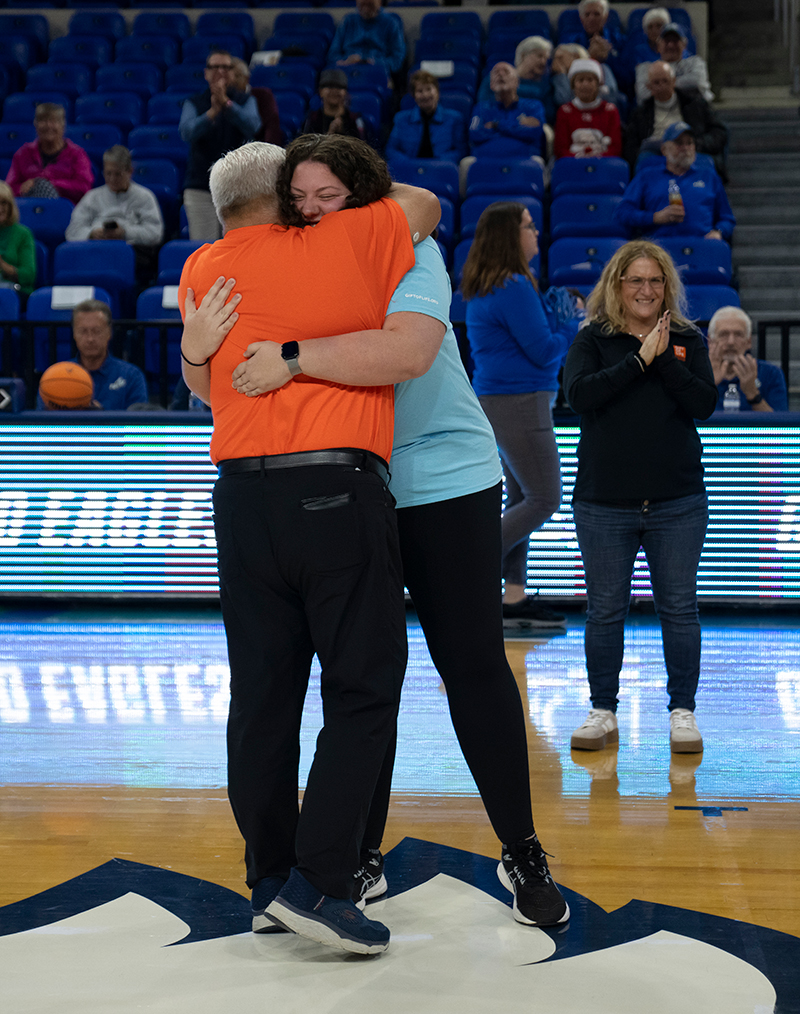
[266,898,389,955]
[571,725,619,751]
[670,735,703,754]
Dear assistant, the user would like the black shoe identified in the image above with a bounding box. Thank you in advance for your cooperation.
[502,597,566,628]
[352,848,388,909]
[497,835,570,926]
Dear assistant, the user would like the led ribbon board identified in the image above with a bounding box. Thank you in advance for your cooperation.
[1,421,798,600]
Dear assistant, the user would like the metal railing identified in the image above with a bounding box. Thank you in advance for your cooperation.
[756,318,799,388]
[777,0,800,93]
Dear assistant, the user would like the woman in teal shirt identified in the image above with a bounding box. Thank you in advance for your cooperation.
[0,182,36,296]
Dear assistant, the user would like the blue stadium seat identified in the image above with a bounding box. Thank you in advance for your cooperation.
[452,235,540,283]
[547,237,626,287]
[75,93,144,135]
[0,124,36,157]
[388,157,460,201]
[127,126,188,179]
[115,36,178,71]
[17,197,74,253]
[0,37,33,89]
[0,14,49,63]
[436,91,473,121]
[550,157,630,197]
[415,36,482,68]
[165,65,206,95]
[251,64,317,101]
[272,90,307,142]
[0,288,20,320]
[261,34,329,68]
[132,157,181,232]
[137,286,183,381]
[0,288,21,376]
[339,62,391,96]
[182,36,248,65]
[27,285,113,373]
[685,285,740,323]
[657,237,733,286]
[196,12,256,55]
[53,241,137,318]
[0,67,8,110]
[97,63,163,99]
[436,196,455,251]
[65,124,123,165]
[132,12,192,43]
[347,91,382,137]
[421,10,483,40]
[157,240,205,286]
[466,158,545,199]
[147,92,188,125]
[26,64,93,100]
[48,35,113,70]
[34,240,49,288]
[550,195,626,240]
[460,195,544,242]
[487,10,552,41]
[69,11,127,42]
[484,33,527,65]
[412,62,478,95]
[274,11,336,44]
[3,91,74,124]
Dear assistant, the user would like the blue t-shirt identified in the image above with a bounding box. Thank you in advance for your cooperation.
[615,163,736,241]
[389,238,501,509]
[715,359,788,412]
[37,354,148,410]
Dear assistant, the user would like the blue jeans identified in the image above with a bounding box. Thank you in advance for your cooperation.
[573,492,708,714]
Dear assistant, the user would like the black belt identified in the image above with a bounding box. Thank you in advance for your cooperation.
[217,448,390,485]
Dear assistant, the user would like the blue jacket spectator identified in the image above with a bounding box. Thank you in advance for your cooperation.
[707,306,788,413]
[478,37,555,123]
[469,64,545,158]
[387,70,467,162]
[615,122,735,242]
[328,0,406,77]
[558,0,629,89]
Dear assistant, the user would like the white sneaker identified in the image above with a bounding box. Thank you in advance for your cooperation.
[571,709,618,751]
[670,708,703,753]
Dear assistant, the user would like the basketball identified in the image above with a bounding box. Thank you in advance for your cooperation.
[38,361,94,410]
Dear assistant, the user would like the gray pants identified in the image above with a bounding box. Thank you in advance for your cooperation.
[478,391,562,587]
[183,188,222,242]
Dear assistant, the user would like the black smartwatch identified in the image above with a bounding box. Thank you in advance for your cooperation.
[746,392,763,406]
[280,341,302,377]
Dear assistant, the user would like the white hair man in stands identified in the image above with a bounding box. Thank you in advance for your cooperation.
[708,306,788,412]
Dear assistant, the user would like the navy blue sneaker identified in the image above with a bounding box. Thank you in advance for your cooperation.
[251,876,287,933]
[267,869,390,955]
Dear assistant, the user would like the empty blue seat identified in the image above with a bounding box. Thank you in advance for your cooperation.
[27,285,113,373]
[34,240,49,288]
[53,241,137,318]
[466,158,545,199]
[487,10,552,41]
[196,12,255,53]
[388,157,460,201]
[182,36,247,65]
[165,65,206,94]
[420,10,483,41]
[26,64,93,100]
[460,195,544,242]
[339,62,391,96]
[137,286,184,380]
[132,158,180,194]
[550,195,626,240]
[17,197,74,252]
[274,11,335,43]
[3,91,74,124]
[0,36,34,82]
[251,64,317,101]
[65,124,123,165]
[273,91,307,141]
[412,62,477,94]
[484,33,528,64]
[75,93,144,135]
[69,11,127,42]
[261,34,329,68]
[157,240,205,286]
[132,12,192,42]
[656,237,733,286]
[550,157,630,197]
[128,125,188,178]
[0,15,49,63]
[146,92,187,125]
[415,35,481,68]
[115,37,178,71]
[685,284,740,323]
[97,63,163,99]
[0,288,20,319]
[452,235,540,283]
[547,237,626,287]
[49,35,113,69]
[0,124,36,157]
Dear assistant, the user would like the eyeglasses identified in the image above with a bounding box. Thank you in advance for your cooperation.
[520,223,538,233]
[621,275,666,288]
[206,62,233,71]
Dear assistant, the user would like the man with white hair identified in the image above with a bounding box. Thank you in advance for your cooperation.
[708,306,788,412]
[178,140,439,956]
[635,21,713,104]
[469,62,545,158]
[558,0,628,89]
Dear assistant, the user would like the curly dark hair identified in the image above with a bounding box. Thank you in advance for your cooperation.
[276,134,393,227]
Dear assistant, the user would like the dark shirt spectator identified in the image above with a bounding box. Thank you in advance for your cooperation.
[6,102,93,205]
[231,58,282,147]
[387,70,467,162]
[301,68,366,141]
[707,306,788,412]
[328,0,406,79]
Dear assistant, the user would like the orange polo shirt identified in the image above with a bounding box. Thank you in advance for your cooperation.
[178,199,414,464]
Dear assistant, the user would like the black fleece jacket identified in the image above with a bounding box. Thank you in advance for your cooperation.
[563,320,718,503]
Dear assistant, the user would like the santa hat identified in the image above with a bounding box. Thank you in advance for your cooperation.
[568,59,603,83]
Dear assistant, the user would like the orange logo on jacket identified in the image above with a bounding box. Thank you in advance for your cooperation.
[674,345,686,360]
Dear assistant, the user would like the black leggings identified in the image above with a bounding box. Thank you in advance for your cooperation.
[362,482,535,849]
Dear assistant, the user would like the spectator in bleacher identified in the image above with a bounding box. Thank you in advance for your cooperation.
[327,0,406,82]
[621,7,670,78]
[5,103,93,205]
[231,58,282,147]
[386,70,467,163]
[301,68,366,141]
[635,23,713,105]
[708,306,788,412]
[615,122,735,242]
[478,38,555,123]
[554,59,622,159]
[551,43,620,110]
[179,50,260,242]
[37,299,148,411]
[469,63,545,159]
[558,0,629,91]
[624,62,728,177]
[0,182,36,297]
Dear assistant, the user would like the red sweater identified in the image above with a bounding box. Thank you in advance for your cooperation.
[554,101,622,159]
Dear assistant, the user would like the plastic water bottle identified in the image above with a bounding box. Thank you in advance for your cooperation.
[668,178,683,207]
[723,383,740,412]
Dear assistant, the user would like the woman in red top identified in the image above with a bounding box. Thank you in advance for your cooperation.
[554,58,622,159]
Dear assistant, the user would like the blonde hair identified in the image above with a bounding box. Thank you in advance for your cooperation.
[0,181,20,224]
[585,240,690,333]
